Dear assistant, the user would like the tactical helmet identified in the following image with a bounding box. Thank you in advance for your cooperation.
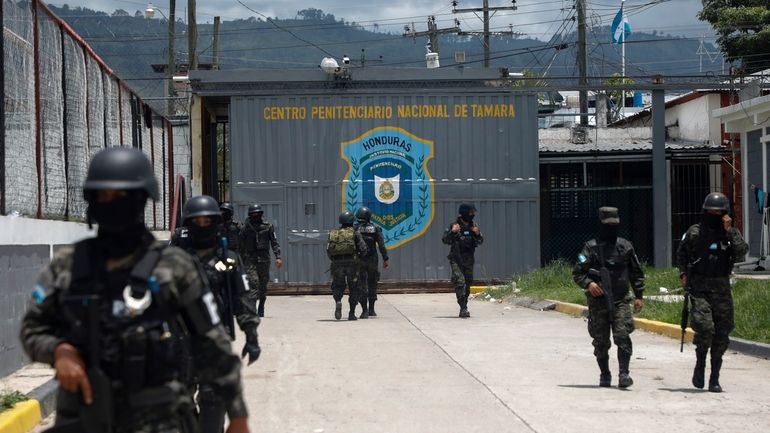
[183,195,222,223]
[356,207,372,222]
[458,203,476,215]
[83,147,159,201]
[219,202,234,214]
[339,211,355,226]
[248,204,264,215]
[702,192,730,213]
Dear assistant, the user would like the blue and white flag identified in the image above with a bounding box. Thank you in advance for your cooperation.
[610,8,630,44]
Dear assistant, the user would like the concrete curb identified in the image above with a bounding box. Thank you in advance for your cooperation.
[544,299,769,359]
[0,379,57,433]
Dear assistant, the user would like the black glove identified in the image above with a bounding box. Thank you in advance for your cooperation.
[242,335,261,365]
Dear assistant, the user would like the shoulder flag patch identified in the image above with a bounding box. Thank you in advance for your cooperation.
[32,284,46,304]
[578,254,587,264]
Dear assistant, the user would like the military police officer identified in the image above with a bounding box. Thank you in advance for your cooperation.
[677,192,747,392]
[239,204,282,317]
[573,207,644,388]
[20,147,250,433]
[178,195,261,433]
[354,207,389,318]
[328,211,368,321]
[442,203,483,318]
[219,202,241,252]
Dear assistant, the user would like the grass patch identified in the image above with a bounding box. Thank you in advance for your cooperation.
[486,260,770,344]
[0,390,29,414]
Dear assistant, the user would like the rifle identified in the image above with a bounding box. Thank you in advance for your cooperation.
[588,244,614,322]
[680,266,692,353]
[47,295,114,433]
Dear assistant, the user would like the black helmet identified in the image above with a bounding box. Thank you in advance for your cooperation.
[356,207,372,222]
[702,192,730,213]
[83,147,159,200]
[183,195,222,223]
[220,202,234,214]
[458,203,476,216]
[339,211,355,226]
[248,204,263,215]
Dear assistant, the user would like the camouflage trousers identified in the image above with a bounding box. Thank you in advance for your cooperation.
[586,294,635,359]
[244,259,270,303]
[331,260,361,306]
[690,277,734,358]
[197,384,225,433]
[358,258,381,302]
[450,260,473,305]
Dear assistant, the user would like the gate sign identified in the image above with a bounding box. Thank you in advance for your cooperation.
[341,126,435,249]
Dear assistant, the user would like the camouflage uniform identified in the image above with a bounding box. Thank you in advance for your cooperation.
[220,220,241,252]
[442,219,484,310]
[677,224,747,359]
[20,233,247,433]
[169,227,191,249]
[355,221,388,310]
[573,238,645,359]
[239,218,281,308]
[328,229,368,311]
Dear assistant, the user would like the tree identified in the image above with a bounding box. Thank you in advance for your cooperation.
[112,9,130,17]
[699,0,770,73]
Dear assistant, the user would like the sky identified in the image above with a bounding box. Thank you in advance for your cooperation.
[50,0,715,42]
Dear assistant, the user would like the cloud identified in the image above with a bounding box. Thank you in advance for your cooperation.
[48,0,714,41]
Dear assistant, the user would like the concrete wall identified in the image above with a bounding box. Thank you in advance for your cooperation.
[172,120,192,193]
[664,94,722,145]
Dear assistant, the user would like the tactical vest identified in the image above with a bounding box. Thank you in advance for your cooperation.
[457,224,477,253]
[589,240,631,300]
[357,223,378,256]
[243,221,271,253]
[191,247,238,338]
[328,227,357,257]
[692,224,733,278]
[220,221,240,251]
[62,239,187,392]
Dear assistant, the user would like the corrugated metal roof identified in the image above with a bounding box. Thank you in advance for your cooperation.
[539,139,725,153]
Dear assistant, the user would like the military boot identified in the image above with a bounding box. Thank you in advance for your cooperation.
[334,301,342,320]
[369,299,377,317]
[597,357,611,387]
[708,356,723,393]
[348,304,358,321]
[257,300,265,318]
[618,350,633,388]
[359,301,369,319]
[692,349,707,389]
[458,297,470,318]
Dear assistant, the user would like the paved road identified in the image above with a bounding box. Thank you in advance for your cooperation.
[241,294,770,433]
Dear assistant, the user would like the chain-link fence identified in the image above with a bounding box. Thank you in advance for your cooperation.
[2,0,176,230]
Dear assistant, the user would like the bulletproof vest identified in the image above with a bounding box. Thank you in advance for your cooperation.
[357,223,378,253]
[457,223,477,253]
[328,227,357,257]
[692,225,732,277]
[244,221,271,252]
[171,227,192,249]
[62,239,186,392]
[220,222,240,251]
[591,240,631,300]
[194,249,235,336]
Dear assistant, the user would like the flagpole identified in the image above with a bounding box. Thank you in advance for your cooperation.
[621,0,625,119]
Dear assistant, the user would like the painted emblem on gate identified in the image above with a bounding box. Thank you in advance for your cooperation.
[341,126,435,249]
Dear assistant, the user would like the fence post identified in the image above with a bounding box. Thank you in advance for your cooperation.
[32,0,42,218]
[0,0,5,215]
[652,88,669,267]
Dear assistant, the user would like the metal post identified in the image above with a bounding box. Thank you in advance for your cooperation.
[1,0,6,215]
[483,0,490,67]
[32,0,42,218]
[187,0,197,70]
[167,0,176,115]
[212,16,221,70]
[577,0,588,126]
[652,88,669,267]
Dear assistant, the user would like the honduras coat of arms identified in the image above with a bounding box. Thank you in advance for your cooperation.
[341,126,435,248]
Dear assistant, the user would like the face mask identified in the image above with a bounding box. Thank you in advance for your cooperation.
[88,194,149,257]
[703,213,724,230]
[222,212,232,223]
[599,224,618,243]
[188,223,219,249]
[250,214,263,224]
[461,213,475,223]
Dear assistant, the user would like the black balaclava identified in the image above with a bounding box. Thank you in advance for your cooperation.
[88,191,149,258]
[703,212,724,231]
[221,210,233,223]
[599,224,618,244]
[459,204,475,224]
[250,212,264,224]
[188,220,220,249]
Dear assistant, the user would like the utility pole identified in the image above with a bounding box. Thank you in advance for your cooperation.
[188,0,197,70]
[453,0,518,67]
[403,16,461,56]
[167,0,176,115]
[576,0,588,126]
[212,16,221,70]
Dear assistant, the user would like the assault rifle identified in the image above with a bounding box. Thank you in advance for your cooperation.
[588,245,614,322]
[680,265,692,353]
[218,236,237,340]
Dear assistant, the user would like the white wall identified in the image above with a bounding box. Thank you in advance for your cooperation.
[0,215,170,247]
[665,94,722,144]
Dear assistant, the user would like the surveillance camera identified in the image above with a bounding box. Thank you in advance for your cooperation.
[342,55,351,65]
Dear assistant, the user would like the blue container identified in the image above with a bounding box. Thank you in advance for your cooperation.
[634,92,643,107]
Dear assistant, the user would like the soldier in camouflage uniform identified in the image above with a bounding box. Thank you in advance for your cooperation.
[179,195,260,433]
[354,207,389,318]
[442,203,483,318]
[573,207,644,389]
[219,202,241,252]
[328,211,368,321]
[239,204,282,317]
[677,192,747,393]
[19,148,249,433]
